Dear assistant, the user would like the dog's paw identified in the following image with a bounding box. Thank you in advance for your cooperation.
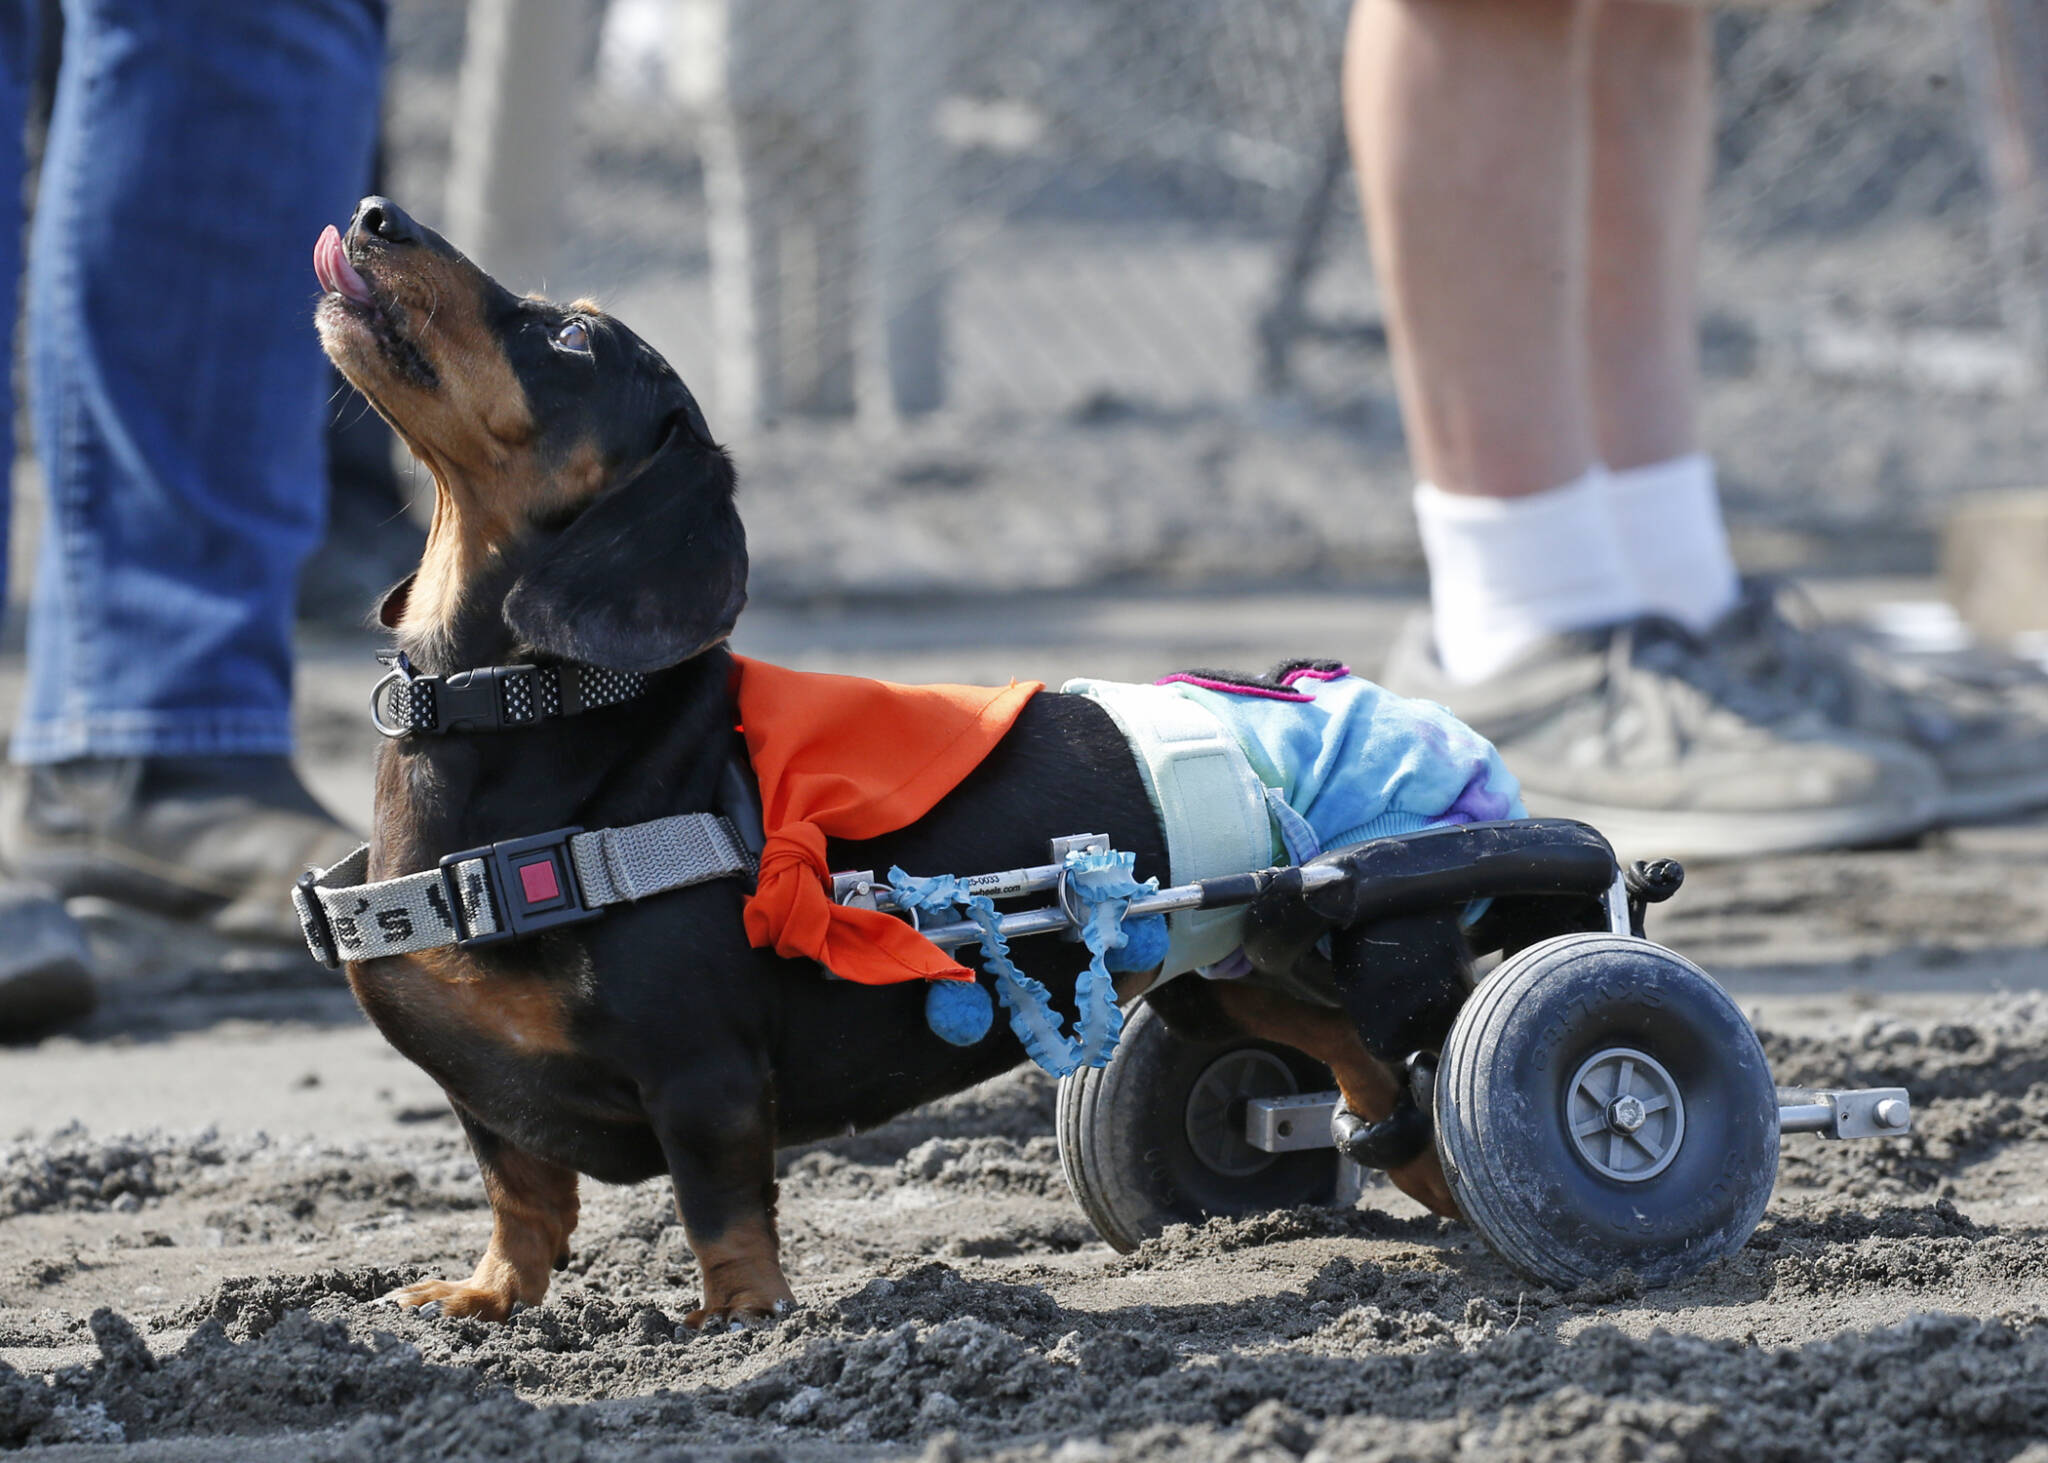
[383,1278,519,1322]
[1387,1152,1462,1222]
[683,1294,794,1334]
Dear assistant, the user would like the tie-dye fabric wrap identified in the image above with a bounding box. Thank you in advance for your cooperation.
[1148,666,1524,981]
[1158,666,1526,863]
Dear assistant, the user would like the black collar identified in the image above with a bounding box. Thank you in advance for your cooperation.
[370,650,650,737]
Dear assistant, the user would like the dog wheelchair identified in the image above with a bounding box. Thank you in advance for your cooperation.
[842,818,1912,1289]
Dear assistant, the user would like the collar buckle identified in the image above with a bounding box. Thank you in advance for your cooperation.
[435,665,535,733]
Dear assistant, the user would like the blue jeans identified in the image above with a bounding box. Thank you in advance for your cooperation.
[0,0,383,762]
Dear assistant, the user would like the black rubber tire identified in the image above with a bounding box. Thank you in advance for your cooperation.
[1057,998,1341,1253]
[1434,932,1779,1289]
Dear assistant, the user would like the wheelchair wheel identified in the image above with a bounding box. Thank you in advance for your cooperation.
[1434,932,1779,1289]
[1057,998,1343,1253]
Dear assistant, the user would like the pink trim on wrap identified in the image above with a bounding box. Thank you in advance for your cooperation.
[1153,673,1312,702]
[1279,664,1351,686]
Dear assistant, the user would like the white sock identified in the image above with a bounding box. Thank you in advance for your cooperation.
[1415,468,1644,684]
[1603,452,1740,632]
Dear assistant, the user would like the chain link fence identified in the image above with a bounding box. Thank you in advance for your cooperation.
[380,0,2048,598]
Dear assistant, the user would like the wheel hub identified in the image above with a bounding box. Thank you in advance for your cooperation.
[1184,1049,1297,1178]
[1567,1047,1685,1183]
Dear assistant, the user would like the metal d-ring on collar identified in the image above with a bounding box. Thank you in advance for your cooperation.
[368,651,420,737]
[369,649,650,738]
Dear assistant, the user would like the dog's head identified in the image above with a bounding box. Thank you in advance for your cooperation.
[315,196,745,672]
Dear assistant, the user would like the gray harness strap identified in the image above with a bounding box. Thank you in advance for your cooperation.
[293,813,754,968]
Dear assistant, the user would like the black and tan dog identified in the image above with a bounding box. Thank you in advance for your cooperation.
[312,196,1455,1329]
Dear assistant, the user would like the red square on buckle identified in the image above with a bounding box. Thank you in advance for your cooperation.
[518,858,562,906]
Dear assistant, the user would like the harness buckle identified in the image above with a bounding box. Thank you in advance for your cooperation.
[439,827,601,948]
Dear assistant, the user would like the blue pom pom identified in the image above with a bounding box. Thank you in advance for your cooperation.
[926,979,994,1046]
[1104,913,1169,972]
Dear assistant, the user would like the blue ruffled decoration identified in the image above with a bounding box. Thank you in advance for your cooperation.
[1062,849,1152,1067]
[887,847,1158,1076]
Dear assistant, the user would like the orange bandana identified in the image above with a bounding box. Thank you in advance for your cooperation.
[732,656,1042,984]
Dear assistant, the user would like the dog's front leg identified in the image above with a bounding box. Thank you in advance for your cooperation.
[652,1073,796,1331]
[388,1106,580,1321]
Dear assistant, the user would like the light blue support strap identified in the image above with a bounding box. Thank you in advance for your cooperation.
[1061,680,1275,978]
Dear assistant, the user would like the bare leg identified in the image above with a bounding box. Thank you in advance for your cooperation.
[1213,983,1459,1219]
[1346,0,1597,499]
[388,1112,579,1321]
[1586,0,1710,470]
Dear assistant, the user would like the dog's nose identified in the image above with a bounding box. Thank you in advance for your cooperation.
[352,196,420,246]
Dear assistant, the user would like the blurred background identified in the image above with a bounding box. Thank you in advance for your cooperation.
[355,0,2046,608]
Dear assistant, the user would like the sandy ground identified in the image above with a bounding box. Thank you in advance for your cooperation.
[5,584,2048,1461]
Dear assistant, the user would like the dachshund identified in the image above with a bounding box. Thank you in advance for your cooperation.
[312,196,1456,1329]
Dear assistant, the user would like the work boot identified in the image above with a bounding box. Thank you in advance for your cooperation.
[1705,579,2048,825]
[1378,614,1943,863]
[0,757,361,944]
[0,883,96,1043]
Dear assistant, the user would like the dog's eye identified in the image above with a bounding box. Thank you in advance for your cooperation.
[553,319,592,354]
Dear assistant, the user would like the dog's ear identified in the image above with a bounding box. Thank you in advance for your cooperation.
[502,416,748,672]
[377,574,416,629]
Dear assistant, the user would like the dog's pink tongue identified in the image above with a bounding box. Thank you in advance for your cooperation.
[314,225,373,304]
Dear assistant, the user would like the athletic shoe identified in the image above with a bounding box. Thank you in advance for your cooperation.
[1706,579,2048,824]
[1378,613,1943,862]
